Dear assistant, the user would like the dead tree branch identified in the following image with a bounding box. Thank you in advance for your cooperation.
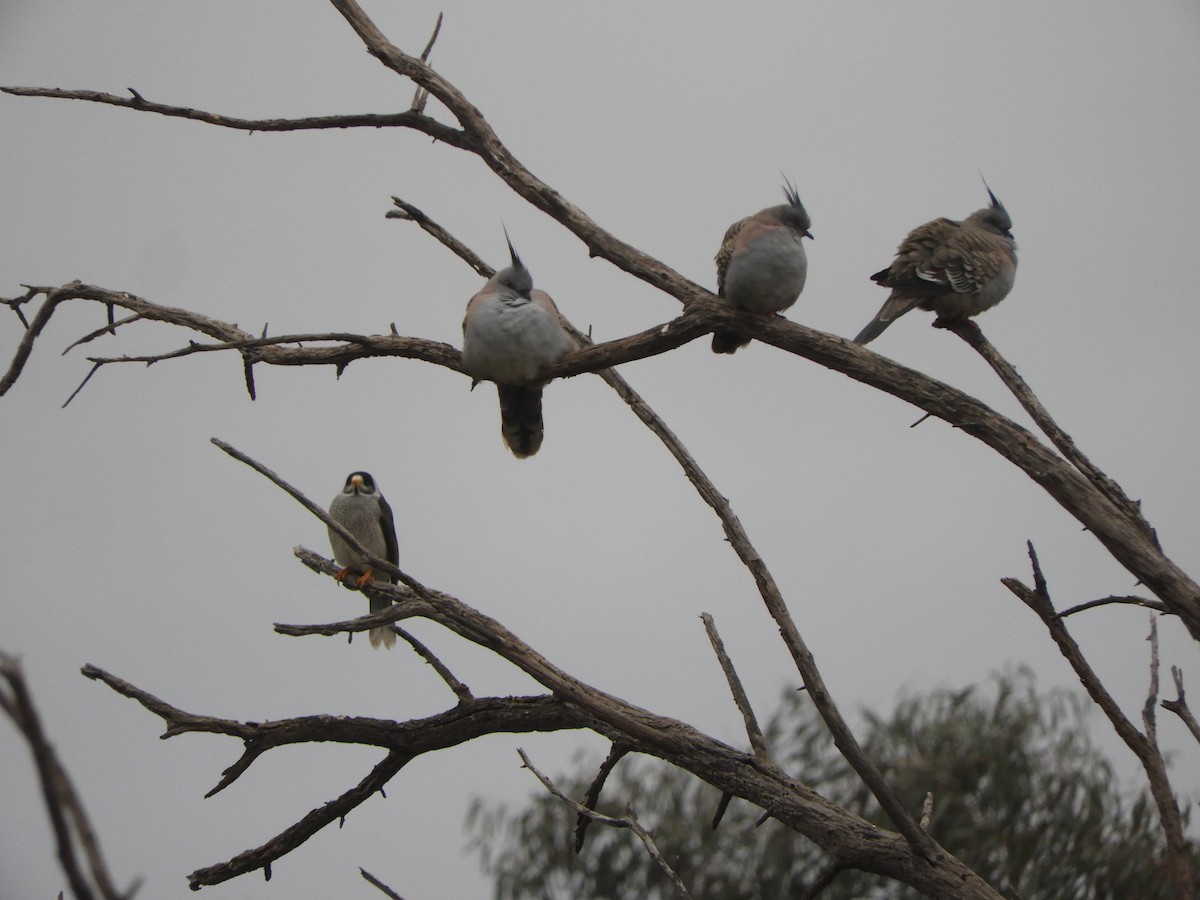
[1056,595,1169,619]
[389,199,935,855]
[575,742,633,852]
[10,279,1194,644]
[0,86,471,147]
[360,867,406,900]
[1162,666,1200,747]
[701,613,768,761]
[1,655,134,900]
[1002,545,1196,897]
[3,5,1196,898]
[949,320,1160,547]
[517,749,693,899]
[81,662,596,889]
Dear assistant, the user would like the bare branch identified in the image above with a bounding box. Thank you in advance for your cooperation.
[701,612,768,760]
[1162,666,1200,746]
[387,195,491,277]
[82,660,597,887]
[0,86,472,147]
[948,320,1159,547]
[328,0,706,298]
[360,868,406,900]
[5,281,1198,650]
[518,748,693,899]
[575,742,632,852]
[393,625,474,703]
[1,284,41,328]
[1056,594,1169,619]
[187,751,410,889]
[711,791,733,831]
[280,547,997,896]
[1,655,129,900]
[1002,548,1196,896]
[386,198,933,854]
[408,12,444,114]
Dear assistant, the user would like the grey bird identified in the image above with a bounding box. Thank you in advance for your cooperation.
[855,187,1017,345]
[328,471,399,649]
[461,234,575,458]
[712,178,813,354]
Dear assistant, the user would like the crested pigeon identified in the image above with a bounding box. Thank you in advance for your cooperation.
[712,178,813,354]
[855,187,1017,345]
[328,471,399,650]
[461,235,575,458]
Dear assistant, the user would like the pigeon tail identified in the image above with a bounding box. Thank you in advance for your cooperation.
[497,383,546,458]
[711,330,751,354]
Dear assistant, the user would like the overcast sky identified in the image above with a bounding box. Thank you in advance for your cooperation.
[3,2,1200,897]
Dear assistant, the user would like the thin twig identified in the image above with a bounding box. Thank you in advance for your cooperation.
[575,742,632,852]
[0,86,472,147]
[518,749,692,899]
[387,196,491,276]
[61,313,144,354]
[710,791,733,831]
[360,867,406,900]
[1056,594,1169,619]
[393,625,473,702]
[700,612,768,760]
[83,659,593,888]
[186,751,411,889]
[1162,667,1200,746]
[408,12,443,113]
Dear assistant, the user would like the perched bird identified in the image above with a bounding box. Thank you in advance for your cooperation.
[712,178,813,354]
[855,186,1017,345]
[328,471,399,650]
[462,234,575,458]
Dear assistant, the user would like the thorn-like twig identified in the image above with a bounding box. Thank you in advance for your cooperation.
[1162,666,1200,746]
[518,748,692,899]
[574,742,632,852]
[711,791,733,830]
[409,12,444,113]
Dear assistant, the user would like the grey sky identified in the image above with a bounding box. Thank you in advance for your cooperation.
[3,1,1200,897]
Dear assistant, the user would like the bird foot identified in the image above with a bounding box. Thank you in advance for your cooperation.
[333,567,352,584]
[354,569,375,589]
